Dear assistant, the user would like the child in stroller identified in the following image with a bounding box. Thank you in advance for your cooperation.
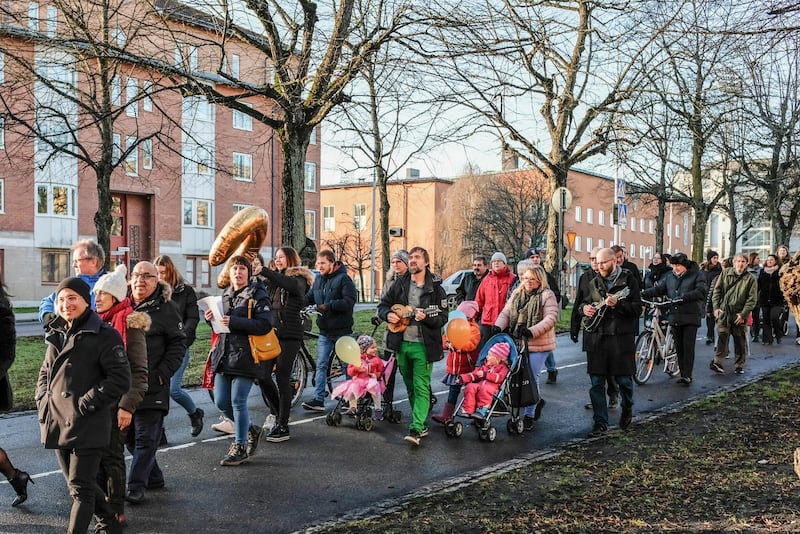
[458,341,511,419]
[326,335,392,431]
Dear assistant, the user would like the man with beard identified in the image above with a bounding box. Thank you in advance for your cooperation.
[455,256,488,305]
[577,248,641,437]
[378,247,448,446]
[711,253,757,375]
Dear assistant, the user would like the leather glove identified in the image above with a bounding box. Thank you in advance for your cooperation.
[515,325,533,339]
[316,303,329,313]
[491,325,502,335]
[43,312,57,326]
[371,315,382,326]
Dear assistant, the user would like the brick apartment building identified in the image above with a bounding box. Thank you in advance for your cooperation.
[0,1,321,303]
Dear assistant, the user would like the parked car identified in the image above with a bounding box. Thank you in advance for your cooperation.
[440,269,472,308]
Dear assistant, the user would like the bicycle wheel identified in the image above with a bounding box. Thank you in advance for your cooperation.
[326,351,347,394]
[289,352,307,408]
[663,333,678,376]
[634,332,655,385]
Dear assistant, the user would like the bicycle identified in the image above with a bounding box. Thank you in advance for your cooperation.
[634,299,680,385]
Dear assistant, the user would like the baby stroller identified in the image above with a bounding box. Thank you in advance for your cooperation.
[445,333,524,442]
[324,352,397,432]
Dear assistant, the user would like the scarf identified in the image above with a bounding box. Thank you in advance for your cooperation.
[509,286,543,329]
[763,265,779,275]
[99,297,134,347]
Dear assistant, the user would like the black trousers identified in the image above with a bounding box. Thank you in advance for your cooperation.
[672,324,698,379]
[56,447,117,534]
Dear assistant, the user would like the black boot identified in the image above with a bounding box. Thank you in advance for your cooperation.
[9,469,33,507]
[546,369,558,384]
[189,408,205,437]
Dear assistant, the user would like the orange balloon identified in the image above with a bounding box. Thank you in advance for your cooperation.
[446,317,471,350]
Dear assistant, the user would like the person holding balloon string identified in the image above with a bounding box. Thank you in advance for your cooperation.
[330,335,386,417]
[432,301,481,424]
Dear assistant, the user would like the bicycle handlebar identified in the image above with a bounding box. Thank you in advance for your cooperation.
[300,305,319,320]
[641,298,683,307]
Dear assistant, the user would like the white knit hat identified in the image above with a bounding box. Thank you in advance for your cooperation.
[93,264,129,302]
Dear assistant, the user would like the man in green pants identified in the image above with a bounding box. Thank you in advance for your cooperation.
[378,246,448,446]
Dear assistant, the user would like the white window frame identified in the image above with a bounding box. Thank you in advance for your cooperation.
[304,162,316,192]
[125,136,138,176]
[0,52,4,84]
[575,236,582,252]
[46,5,57,36]
[323,205,335,232]
[231,54,240,78]
[232,203,252,213]
[28,2,39,31]
[233,106,252,131]
[649,220,654,234]
[629,243,635,258]
[574,205,581,222]
[232,152,252,182]
[586,237,592,252]
[188,45,198,72]
[309,127,317,145]
[586,208,593,224]
[174,40,183,66]
[675,224,680,238]
[112,133,121,162]
[640,218,645,233]
[599,210,605,226]
[111,76,121,106]
[598,239,605,248]
[353,203,366,230]
[142,81,152,112]
[113,27,126,48]
[0,179,4,213]
[0,116,4,149]
[630,215,636,232]
[125,77,137,117]
[183,199,213,228]
[36,183,76,217]
[305,210,316,240]
[142,139,152,170]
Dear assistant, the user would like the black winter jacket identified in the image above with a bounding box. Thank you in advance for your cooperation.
[758,269,785,308]
[37,310,131,449]
[171,281,199,347]
[0,298,15,412]
[703,263,723,315]
[260,266,315,341]
[210,281,273,380]
[377,270,449,362]
[642,262,707,326]
[133,282,186,412]
[307,263,357,336]
[570,268,598,345]
[455,272,483,305]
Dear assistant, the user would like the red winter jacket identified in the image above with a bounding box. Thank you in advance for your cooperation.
[459,361,509,385]
[347,354,385,380]
[442,320,481,375]
[475,267,517,326]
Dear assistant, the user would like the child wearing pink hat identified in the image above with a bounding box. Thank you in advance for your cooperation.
[330,336,386,418]
[432,301,481,424]
[458,341,511,419]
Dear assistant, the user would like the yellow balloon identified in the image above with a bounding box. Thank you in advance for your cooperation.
[335,336,361,366]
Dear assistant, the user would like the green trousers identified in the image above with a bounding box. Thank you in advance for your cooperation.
[396,340,433,433]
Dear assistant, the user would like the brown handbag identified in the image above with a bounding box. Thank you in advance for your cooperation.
[247,299,281,362]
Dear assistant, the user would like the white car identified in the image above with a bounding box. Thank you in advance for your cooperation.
[440,269,472,308]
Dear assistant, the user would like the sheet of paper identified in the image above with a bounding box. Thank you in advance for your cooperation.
[197,295,229,333]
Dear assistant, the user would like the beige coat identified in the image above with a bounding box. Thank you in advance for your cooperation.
[495,288,558,353]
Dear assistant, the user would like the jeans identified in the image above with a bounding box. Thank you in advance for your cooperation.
[170,349,198,416]
[524,351,548,418]
[589,374,634,426]
[214,373,254,444]
[314,333,350,402]
[544,351,556,372]
[56,447,116,534]
[396,341,433,433]
[126,409,164,493]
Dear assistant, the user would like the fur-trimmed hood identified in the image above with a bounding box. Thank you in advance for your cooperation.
[286,266,315,289]
[157,279,173,301]
[126,310,152,331]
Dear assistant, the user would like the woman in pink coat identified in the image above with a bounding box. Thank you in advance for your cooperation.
[495,265,558,432]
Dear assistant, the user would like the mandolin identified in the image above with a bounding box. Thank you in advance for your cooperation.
[581,287,631,333]
[387,304,442,333]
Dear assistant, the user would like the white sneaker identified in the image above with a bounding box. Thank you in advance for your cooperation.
[211,415,234,435]
[262,414,277,432]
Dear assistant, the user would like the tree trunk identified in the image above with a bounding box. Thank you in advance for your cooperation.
[378,169,390,287]
[94,164,114,271]
[278,126,311,251]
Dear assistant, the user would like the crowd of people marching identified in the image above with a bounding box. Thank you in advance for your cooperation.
[0,237,796,533]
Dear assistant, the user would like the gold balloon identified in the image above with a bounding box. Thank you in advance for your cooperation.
[209,206,270,267]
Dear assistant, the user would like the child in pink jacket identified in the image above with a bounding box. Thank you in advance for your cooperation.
[458,341,511,419]
[330,336,385,418]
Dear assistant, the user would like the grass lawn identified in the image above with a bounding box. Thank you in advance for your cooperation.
[7,307,573,412]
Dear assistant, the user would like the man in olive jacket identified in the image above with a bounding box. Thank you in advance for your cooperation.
[711,253,757,375]
[378,246,448,446]
[125,262,185,505]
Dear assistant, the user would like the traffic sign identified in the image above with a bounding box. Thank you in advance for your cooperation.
[551,187,573,211]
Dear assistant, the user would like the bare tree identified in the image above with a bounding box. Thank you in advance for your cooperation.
[322,214,374,301]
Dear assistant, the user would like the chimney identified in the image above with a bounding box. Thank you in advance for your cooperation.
[501,144,518,171]
[406,168,420,179]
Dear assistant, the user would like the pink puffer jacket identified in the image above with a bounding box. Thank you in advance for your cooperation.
[495,288,558,353]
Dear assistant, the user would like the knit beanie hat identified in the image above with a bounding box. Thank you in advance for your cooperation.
[56,277,92,306]
[357,335,376,353]
[488,341,510,362]
[391,249,410,268]
[93,264,129,303]
[457,300,479,320]
[707,250,719,261]
[490,251,507,264]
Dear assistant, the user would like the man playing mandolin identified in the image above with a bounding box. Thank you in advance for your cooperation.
[577,247,642,438]
[377,246,448,446]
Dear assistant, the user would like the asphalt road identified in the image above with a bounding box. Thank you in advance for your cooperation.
[2,327,799,533]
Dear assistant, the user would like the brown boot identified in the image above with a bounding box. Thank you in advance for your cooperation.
[431,402,455,424]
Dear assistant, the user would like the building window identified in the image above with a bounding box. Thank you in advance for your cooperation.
[0,179,4,213]
[323,205,335,232]
[575,236,582,252]
[230,54,240,78]
[41,249,70,284]
[233,152,252,181]
[233,107,252,131]
[185,256,211,288]
[305,210,316,240]
[309,127,317,145]
[184,96,213,123]
[125,136,137,175]
[574,205,581,222]
[304,162,316,192]
[28,2,39,31]
[353,203,366,230]
[188,45,198,72]
[111,76,121,105]
[0,52,4,84]
[183,199,213,228]
[232,203,252,213]
[640,245,646,259]
[598,239,605,248]
[125,77,137,117]
[599,210,605,226]
[37,184,76,217]
[112,27,126,48]
[629,243,635,258]
[586,208,593,224]
[675,224,680,238]
[142,81,152,112]
[142,139,152,170]
[46,5,57,36]
[586,237,592,251]
[640,218,645,233]
[0,116,4,149]
[174,40,182,66]
[630,216,636,232]
[649,220,654,234]
[112,133,121,162]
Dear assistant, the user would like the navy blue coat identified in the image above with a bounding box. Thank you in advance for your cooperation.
[306,263,357,336]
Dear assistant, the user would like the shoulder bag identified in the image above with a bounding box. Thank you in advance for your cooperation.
[248,299,282,362]
[509,345,539,408]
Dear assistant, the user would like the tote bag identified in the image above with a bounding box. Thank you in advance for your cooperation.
[509,347,539,408]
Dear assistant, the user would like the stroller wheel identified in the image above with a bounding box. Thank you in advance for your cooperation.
[487,426,497,442]
[325,413,336,426]
[355,417,364,431]
[333,411,342,425]
[453,421,463,438]
[361,416,373,432]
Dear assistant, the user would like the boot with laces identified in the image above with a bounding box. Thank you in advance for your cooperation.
[220,443,249,466]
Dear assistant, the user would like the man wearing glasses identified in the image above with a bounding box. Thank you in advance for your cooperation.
[577,247,641,437]
[39,239,107,324]
[125,261,185,505]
